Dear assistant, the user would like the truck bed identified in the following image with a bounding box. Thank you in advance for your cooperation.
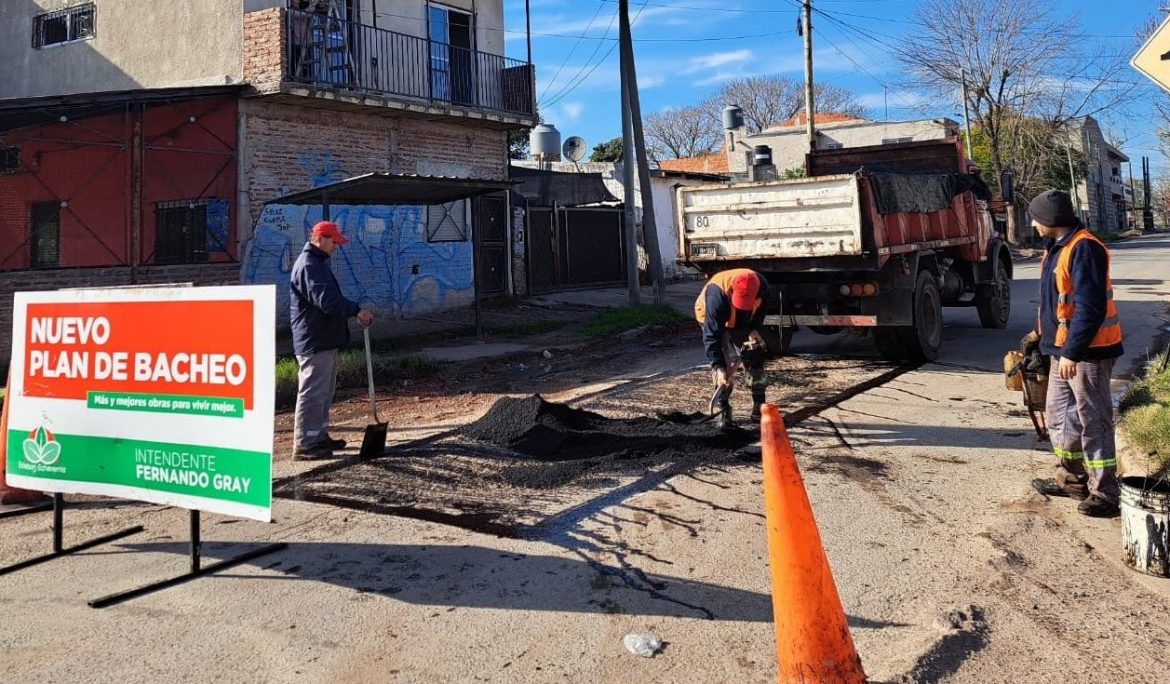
[677,175,865,261]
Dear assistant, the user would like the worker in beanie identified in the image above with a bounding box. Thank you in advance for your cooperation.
[694,268,771,429]
[1024,190,1124,518]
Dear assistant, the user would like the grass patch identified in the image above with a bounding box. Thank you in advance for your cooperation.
[275,351,439,410]
[1120,352,1170,469]
[581,305,689,338]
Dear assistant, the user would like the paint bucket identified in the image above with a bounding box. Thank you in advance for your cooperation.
[1120,476,1170,578]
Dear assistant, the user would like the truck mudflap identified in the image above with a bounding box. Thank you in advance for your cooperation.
[764,314,879,327]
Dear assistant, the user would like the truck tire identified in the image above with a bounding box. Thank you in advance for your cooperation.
[901,270,943,362]
[761,325,794,358]
[976,260,1011,329]
[873,328,904,361]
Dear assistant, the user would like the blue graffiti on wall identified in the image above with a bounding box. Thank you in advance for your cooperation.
[241,203,474,323]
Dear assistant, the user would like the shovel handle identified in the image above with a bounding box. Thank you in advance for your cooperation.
[363,327,381,424]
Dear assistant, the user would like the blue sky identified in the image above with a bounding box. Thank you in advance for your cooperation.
[501,0,1166,170]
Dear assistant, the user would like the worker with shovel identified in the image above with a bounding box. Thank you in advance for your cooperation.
[1025,190,1124,518]
[694,268,771,430]
[290,221,373,460]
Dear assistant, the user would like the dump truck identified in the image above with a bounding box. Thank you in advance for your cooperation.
[676,138,1012,361]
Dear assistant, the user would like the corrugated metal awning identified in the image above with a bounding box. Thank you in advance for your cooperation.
[273,173,517,207]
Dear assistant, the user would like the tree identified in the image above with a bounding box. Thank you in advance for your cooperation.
[644,104,721,163]
[707,77,869,134]
[896,0,1134,243]
[590,137,624,162]
[508,128,530,160]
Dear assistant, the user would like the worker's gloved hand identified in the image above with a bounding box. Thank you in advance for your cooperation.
[747,329,766,351]
[713,366,732,390]
[1020,330,1040,352]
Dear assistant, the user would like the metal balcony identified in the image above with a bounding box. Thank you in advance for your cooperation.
[283,8,535,117]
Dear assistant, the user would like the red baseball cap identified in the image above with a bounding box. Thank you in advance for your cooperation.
[729,272,760,310]
[311,221,348,245]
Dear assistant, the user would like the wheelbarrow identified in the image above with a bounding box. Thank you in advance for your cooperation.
[1005,347,1049,441]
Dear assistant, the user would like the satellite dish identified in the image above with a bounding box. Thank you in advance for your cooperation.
[563,136,588,162]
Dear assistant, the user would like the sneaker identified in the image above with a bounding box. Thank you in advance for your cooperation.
[293,444,336,461]
[1077,495,1120,518]
[1031,478,1088,500]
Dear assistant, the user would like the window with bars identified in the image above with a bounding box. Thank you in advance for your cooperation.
[426,200,469,242]
[33,3,95,49]
[30,203,60,269]
[155,200,210,265]
[1,147,19,174]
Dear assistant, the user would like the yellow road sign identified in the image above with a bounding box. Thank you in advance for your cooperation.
[1133,15,1170,94]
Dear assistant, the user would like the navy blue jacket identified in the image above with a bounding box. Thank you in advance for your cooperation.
[1038,227,1123,362]
[701,275,770,369]
[290,243,359,355]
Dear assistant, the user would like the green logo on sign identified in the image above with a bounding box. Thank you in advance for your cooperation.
[23,426,62,466]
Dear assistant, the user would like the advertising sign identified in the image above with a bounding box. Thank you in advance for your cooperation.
[5,286,275,522]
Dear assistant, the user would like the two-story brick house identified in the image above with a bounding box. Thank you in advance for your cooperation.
[0,0,535,360]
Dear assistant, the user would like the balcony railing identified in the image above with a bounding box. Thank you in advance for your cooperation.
[283,8,534,117]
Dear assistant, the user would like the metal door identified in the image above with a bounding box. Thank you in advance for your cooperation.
[473,194,508,296]
[525,206,558,293]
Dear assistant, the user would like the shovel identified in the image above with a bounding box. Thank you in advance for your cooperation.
[358,326,388,459]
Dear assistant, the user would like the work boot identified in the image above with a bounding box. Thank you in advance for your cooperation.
[293,444,336,461]
[750,402,763,424]
[716,402,734,431]
[1031,478,1088,501]
[1077,495,1120,518]
[323,434,348,450]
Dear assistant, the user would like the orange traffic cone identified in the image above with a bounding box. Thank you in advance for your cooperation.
[760,403,866,683]
[0,375,45,505]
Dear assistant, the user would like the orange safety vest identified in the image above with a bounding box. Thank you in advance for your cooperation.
[1040,230,1122,349]
[693,268,763,327]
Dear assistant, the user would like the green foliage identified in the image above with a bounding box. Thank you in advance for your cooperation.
[590,137,624,163]
[581,305,688,338]
[780,166,807,180]
[1120,353,1170,469]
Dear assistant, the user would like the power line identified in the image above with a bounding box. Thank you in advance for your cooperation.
[537,1,608,104]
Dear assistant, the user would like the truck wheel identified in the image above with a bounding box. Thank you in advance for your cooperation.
[976,260,1011,329]
[873,328,904,361]
[901,270,943,362]
[761,325,794,357]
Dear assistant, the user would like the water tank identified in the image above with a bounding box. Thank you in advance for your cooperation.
[752,145,773,167]
[530,124,562,159]
[722,105,745,131]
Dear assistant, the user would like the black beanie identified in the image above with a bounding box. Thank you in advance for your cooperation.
[1028,190,1077,228]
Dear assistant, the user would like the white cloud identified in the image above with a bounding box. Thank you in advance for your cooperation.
[561,102,584,121]
[683,49,754,75]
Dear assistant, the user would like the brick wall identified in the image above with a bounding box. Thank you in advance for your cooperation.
[243,8,286,95]
[0,263,240,364]
[241,99,508,226]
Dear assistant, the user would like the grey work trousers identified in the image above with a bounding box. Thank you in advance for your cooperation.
[293,348,339,451]
[715,330,767,405]
[1045,357,1120,503]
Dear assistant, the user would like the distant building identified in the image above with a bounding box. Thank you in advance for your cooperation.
[1069,116,1131,233]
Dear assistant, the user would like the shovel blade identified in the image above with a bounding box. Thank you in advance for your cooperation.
[358,423,388,459]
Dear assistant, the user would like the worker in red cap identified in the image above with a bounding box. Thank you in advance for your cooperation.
[289,220,373,460]
[693,268,771,429]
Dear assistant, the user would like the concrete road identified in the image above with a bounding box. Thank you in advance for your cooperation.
[1,236,1168,683]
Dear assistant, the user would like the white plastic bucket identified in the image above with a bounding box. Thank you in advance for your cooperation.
[1120,476,1170,577]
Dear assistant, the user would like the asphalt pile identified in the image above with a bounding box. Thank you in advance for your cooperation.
[460,394,754,462]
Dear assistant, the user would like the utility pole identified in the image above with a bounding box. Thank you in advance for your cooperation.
[525,0,532,65]
[959,68,974,158]
[1143,156,1155,232]
[619,0,666,306]
[802,0,815,152]
[618,0,640,307]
